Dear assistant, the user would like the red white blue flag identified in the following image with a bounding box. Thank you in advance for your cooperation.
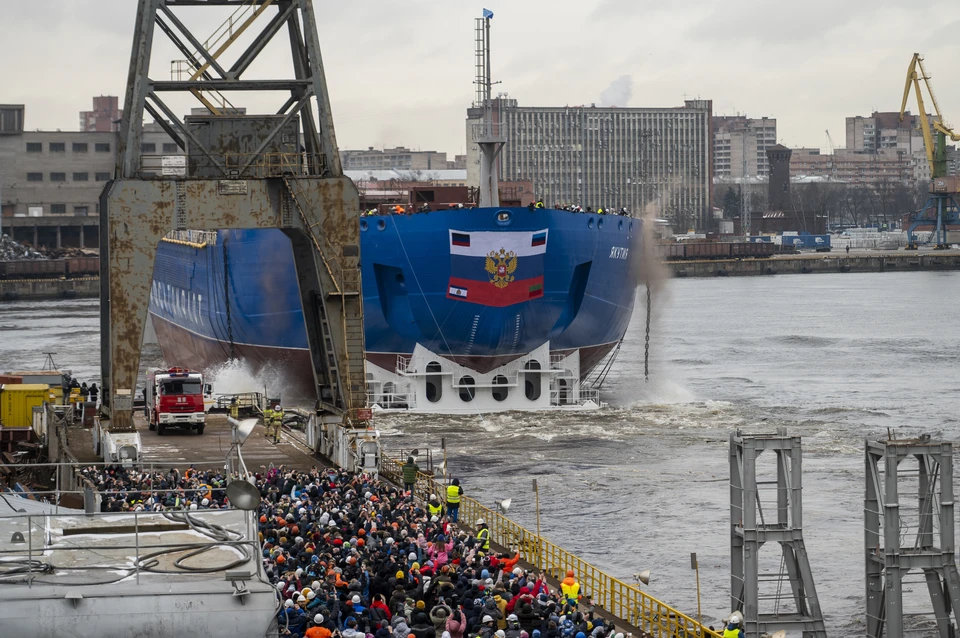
[446,229,548,306]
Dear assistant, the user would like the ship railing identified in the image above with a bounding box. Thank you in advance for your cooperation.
[366,390,413,409]
[163,229,219,247]
[380,454,721,638]
[396,355,413,375]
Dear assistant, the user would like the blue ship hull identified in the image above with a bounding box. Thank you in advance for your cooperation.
[149,208,642,402]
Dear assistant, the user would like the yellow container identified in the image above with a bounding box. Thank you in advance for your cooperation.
[1,384,50,428]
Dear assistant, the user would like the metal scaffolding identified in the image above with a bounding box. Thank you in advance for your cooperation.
[865,435,960,638]
[730,428,827,638]
[100,0,366,431]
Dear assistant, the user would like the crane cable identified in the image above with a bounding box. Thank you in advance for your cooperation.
[644,282,651,383]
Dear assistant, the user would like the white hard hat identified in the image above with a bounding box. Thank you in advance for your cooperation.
[430,494,437,500]
[729,612,742,624]
[431,516,439,523]
[513,568,523,577]
[201,498,209,506]
[307,591,316,600]
[315,614,324,624]
[189,503,198,511]
[482,615,494,624]
[311,580,321,590]
[275,404,281,410]
[285,599,294,608]
[476,518,485,526]
[298,595,307,604]
[352,595,361,604]
[507,614,518,622]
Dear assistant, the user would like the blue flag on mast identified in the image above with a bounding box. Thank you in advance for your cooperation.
[482,8,494,19]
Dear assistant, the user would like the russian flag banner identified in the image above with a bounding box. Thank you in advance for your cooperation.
[446,229,549,307]
[449,229,548,256]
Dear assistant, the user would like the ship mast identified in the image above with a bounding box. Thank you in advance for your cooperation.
[473,11,505,207]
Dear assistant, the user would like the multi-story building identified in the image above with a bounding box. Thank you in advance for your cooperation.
[340,146,450,171]
[0,102,182,248]
[80,96,122,133]
[845,111,931,155]
[790,147,914,185]
[713,115,777,178]
[466,98,714,229]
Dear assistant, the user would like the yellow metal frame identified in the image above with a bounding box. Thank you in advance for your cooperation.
[381,456,721,638]
[900,53,960,176]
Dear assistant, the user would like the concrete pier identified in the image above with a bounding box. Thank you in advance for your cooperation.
[0,276,99,300]
[667,249,960,278]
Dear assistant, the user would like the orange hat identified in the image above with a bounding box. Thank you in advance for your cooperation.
[260,515,267,523]
[358,529,366,536]
[277,555,286,564]
[357,539,365,547]
[566,570,574,577]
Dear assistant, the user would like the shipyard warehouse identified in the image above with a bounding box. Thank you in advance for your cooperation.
[4,2,960,638]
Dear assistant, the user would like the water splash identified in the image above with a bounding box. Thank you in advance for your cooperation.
[205,358,303,405]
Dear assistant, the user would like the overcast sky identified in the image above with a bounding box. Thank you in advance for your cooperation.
[4,0,960,157]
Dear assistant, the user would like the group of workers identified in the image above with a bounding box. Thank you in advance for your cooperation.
[527,201,631,217]
[359,202,632,216]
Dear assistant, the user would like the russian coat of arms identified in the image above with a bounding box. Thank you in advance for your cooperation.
[485,248,517,288]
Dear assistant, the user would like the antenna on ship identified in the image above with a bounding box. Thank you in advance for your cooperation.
[473,9,505,207]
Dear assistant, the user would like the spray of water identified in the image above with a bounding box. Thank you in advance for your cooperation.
[205,358,305,405]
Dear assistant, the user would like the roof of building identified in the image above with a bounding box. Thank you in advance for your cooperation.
[345,169,467,182]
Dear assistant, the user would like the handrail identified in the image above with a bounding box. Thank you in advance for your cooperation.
[380,455,721,638]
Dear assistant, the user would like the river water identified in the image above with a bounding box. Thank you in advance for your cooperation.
[2,270,959,635]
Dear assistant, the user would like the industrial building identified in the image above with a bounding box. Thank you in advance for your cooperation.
[713,115,777,179]
[340,146,465,171]
[466,98,713,229]
[790,147,915,185]
[0,101,181,248]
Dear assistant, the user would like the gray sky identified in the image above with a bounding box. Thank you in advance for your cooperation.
[4,0,960,156]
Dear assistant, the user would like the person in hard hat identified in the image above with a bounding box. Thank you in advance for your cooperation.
[446,478,463,523]
[263,403,274,438]
[229,396,239,420]
[427,493,444,520]
[270,404,283,443]
[723,612,743,637]
[560,570,580,608]
[475,519,490,553]
[305,613,332,638]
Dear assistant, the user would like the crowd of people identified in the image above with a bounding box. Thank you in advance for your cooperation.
[361,201,633,218]
[76,462,717,637]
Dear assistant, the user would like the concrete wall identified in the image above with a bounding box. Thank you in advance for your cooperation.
[0,277,98,301]
[667,252,960,278]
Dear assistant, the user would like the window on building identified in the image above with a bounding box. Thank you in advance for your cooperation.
[95,172,111,181]
[72,142,88,152]
[162,143,178,153]
[26,142,41,152]
[26,172,42,182]
[141,142,156,153]
[50,172,66,182]
[49,142,65,152]
[95,143,110,153]
[73,172,89,181]
[51,204,66,215]
[74,206,89,216]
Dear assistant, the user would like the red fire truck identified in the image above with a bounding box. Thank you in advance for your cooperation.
[145,367,207,435]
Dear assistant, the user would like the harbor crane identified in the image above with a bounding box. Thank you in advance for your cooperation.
[899,53,960,248]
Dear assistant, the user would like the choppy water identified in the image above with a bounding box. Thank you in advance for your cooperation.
[3,270,960,635]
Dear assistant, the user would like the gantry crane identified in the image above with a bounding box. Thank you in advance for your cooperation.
[900,53,960,248]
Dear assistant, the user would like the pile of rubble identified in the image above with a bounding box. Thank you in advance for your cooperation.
[0,234,46,260]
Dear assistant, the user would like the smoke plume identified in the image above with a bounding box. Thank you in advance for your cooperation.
[599,75,633,107]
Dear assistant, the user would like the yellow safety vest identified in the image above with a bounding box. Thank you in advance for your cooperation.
[477,527,490,550]
[535,202,544,209]
[264,408,274,421]
[446,485,461,504]
[428,503,443,517]
[723,629,741,638]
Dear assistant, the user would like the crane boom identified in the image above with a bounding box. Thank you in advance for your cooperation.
[901,53,960,178]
